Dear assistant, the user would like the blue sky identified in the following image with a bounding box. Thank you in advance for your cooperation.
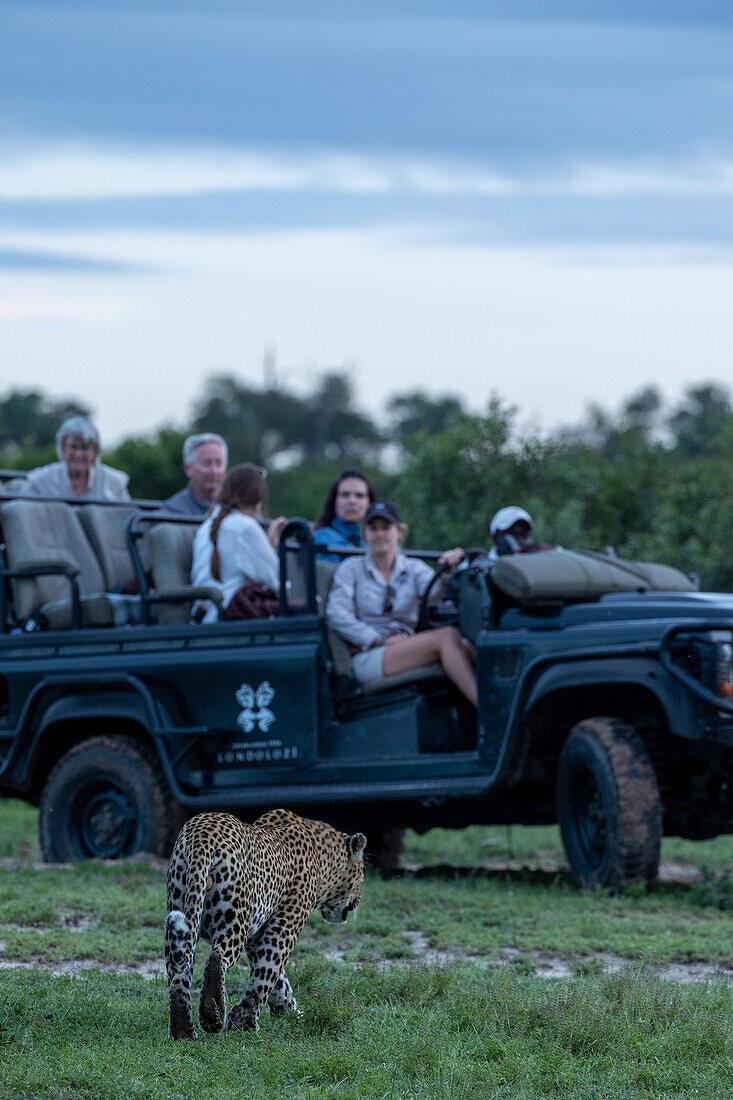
[1,1,732,442]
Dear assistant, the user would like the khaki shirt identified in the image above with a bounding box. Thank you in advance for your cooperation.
[326,551,435,651]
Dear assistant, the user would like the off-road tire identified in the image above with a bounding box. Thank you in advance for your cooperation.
[556,716,662,891]
[39,735,174,863]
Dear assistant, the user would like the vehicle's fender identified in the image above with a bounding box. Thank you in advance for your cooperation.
[34,690,154,734]
[522,656,698,739]
[6,678,171,789]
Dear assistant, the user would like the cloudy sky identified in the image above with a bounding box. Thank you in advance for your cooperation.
[1,1,732,443]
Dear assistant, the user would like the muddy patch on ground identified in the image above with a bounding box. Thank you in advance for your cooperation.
[0,957,165,979]
[322,931,732,983]
[1,934,731,984]
[58,914,99,932]
[399,858,703,887]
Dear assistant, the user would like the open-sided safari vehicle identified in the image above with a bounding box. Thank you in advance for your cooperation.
[0,489,732,890]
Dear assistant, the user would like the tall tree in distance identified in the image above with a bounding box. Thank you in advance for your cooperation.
[191,369,381,467]
[303,372,382,463]
[106,428,186,501]
[668,383,733,458]
[0,390,89,460]
[190,374,306,467]
[559,386,663,460]
[387,391,467,451]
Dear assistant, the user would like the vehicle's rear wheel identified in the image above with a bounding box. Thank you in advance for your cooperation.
[556,716,662,891]
[39,735,174,863]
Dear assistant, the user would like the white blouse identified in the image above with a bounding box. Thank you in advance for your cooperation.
[191,509,280,616]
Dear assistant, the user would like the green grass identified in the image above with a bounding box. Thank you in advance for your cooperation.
[1,799,732,1099]
[2,967,733,1099]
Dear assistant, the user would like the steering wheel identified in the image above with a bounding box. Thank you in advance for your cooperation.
[417,549,489,632]
[418,562,453,631]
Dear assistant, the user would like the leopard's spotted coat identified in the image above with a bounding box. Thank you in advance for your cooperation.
[165,808,366,1039]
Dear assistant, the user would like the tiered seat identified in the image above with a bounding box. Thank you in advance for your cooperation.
[76,505,141,591]
[142,521,311,624]
[145,521,222,624]
[0,499,127,629]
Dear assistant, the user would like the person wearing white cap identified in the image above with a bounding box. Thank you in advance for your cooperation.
[488,506,552,562]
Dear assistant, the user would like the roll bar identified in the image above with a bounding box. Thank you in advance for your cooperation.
[278,519,317,615]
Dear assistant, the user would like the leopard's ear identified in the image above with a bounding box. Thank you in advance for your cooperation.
[348,833,367,861]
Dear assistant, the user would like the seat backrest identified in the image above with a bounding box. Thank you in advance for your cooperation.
[282,545,307,605]
[148,522,198,591]
[315,558,339,610]
[0,499,105,622]
[315,558,353,676]
[146,521,200,624]
[77,505,140,590]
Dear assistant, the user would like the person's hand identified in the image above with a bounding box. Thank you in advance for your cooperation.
[438,546,465,571]
[267,516,288,548]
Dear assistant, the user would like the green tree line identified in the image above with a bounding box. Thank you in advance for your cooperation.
[2,377,732,590]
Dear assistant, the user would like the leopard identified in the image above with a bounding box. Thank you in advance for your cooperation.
[164,808,366,1039]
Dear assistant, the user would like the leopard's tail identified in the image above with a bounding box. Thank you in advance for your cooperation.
[165,909,190,976]
[165,856,213,978]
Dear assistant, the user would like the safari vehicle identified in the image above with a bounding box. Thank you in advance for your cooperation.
[0,487,732,890]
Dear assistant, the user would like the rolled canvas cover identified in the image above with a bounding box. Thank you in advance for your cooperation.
[491,548,696,604]
[574,551,699,594]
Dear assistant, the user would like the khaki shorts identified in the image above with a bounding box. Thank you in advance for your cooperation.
[351,645,385,687]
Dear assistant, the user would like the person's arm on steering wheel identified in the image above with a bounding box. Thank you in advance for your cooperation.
[438,547,465,571]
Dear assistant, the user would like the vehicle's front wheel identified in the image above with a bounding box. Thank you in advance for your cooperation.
[556,717,662,891]
[39,735,174,862]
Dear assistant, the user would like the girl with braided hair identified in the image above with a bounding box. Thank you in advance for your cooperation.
[190,464,287,621]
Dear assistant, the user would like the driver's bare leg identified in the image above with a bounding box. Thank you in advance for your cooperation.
[382,627,478,705]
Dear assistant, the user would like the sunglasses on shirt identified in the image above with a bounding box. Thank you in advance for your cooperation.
[382,584,396,615]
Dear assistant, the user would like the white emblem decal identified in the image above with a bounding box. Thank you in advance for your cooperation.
[236,681,276,733]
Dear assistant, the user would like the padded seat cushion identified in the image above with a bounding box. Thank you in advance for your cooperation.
[147,521,213,624]
[77,505,139,590]
[0,499,106,623]
[41,594,116,630]
[40,592,143,630]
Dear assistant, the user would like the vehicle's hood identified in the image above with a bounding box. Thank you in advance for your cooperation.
[502,590,733,631]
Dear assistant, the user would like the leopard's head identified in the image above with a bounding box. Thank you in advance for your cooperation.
[317,831,367,924]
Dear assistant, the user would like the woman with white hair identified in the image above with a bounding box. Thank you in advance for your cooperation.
[22,416,130,500]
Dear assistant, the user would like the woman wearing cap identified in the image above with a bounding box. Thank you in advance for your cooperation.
[488,506,552,562]
[326,501,477,705]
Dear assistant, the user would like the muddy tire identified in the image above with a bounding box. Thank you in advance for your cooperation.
[39,736,174,863]
[556,717,662,891]
[368,828,405,878]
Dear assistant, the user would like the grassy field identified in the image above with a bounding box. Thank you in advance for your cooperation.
[1,799,732,1099]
